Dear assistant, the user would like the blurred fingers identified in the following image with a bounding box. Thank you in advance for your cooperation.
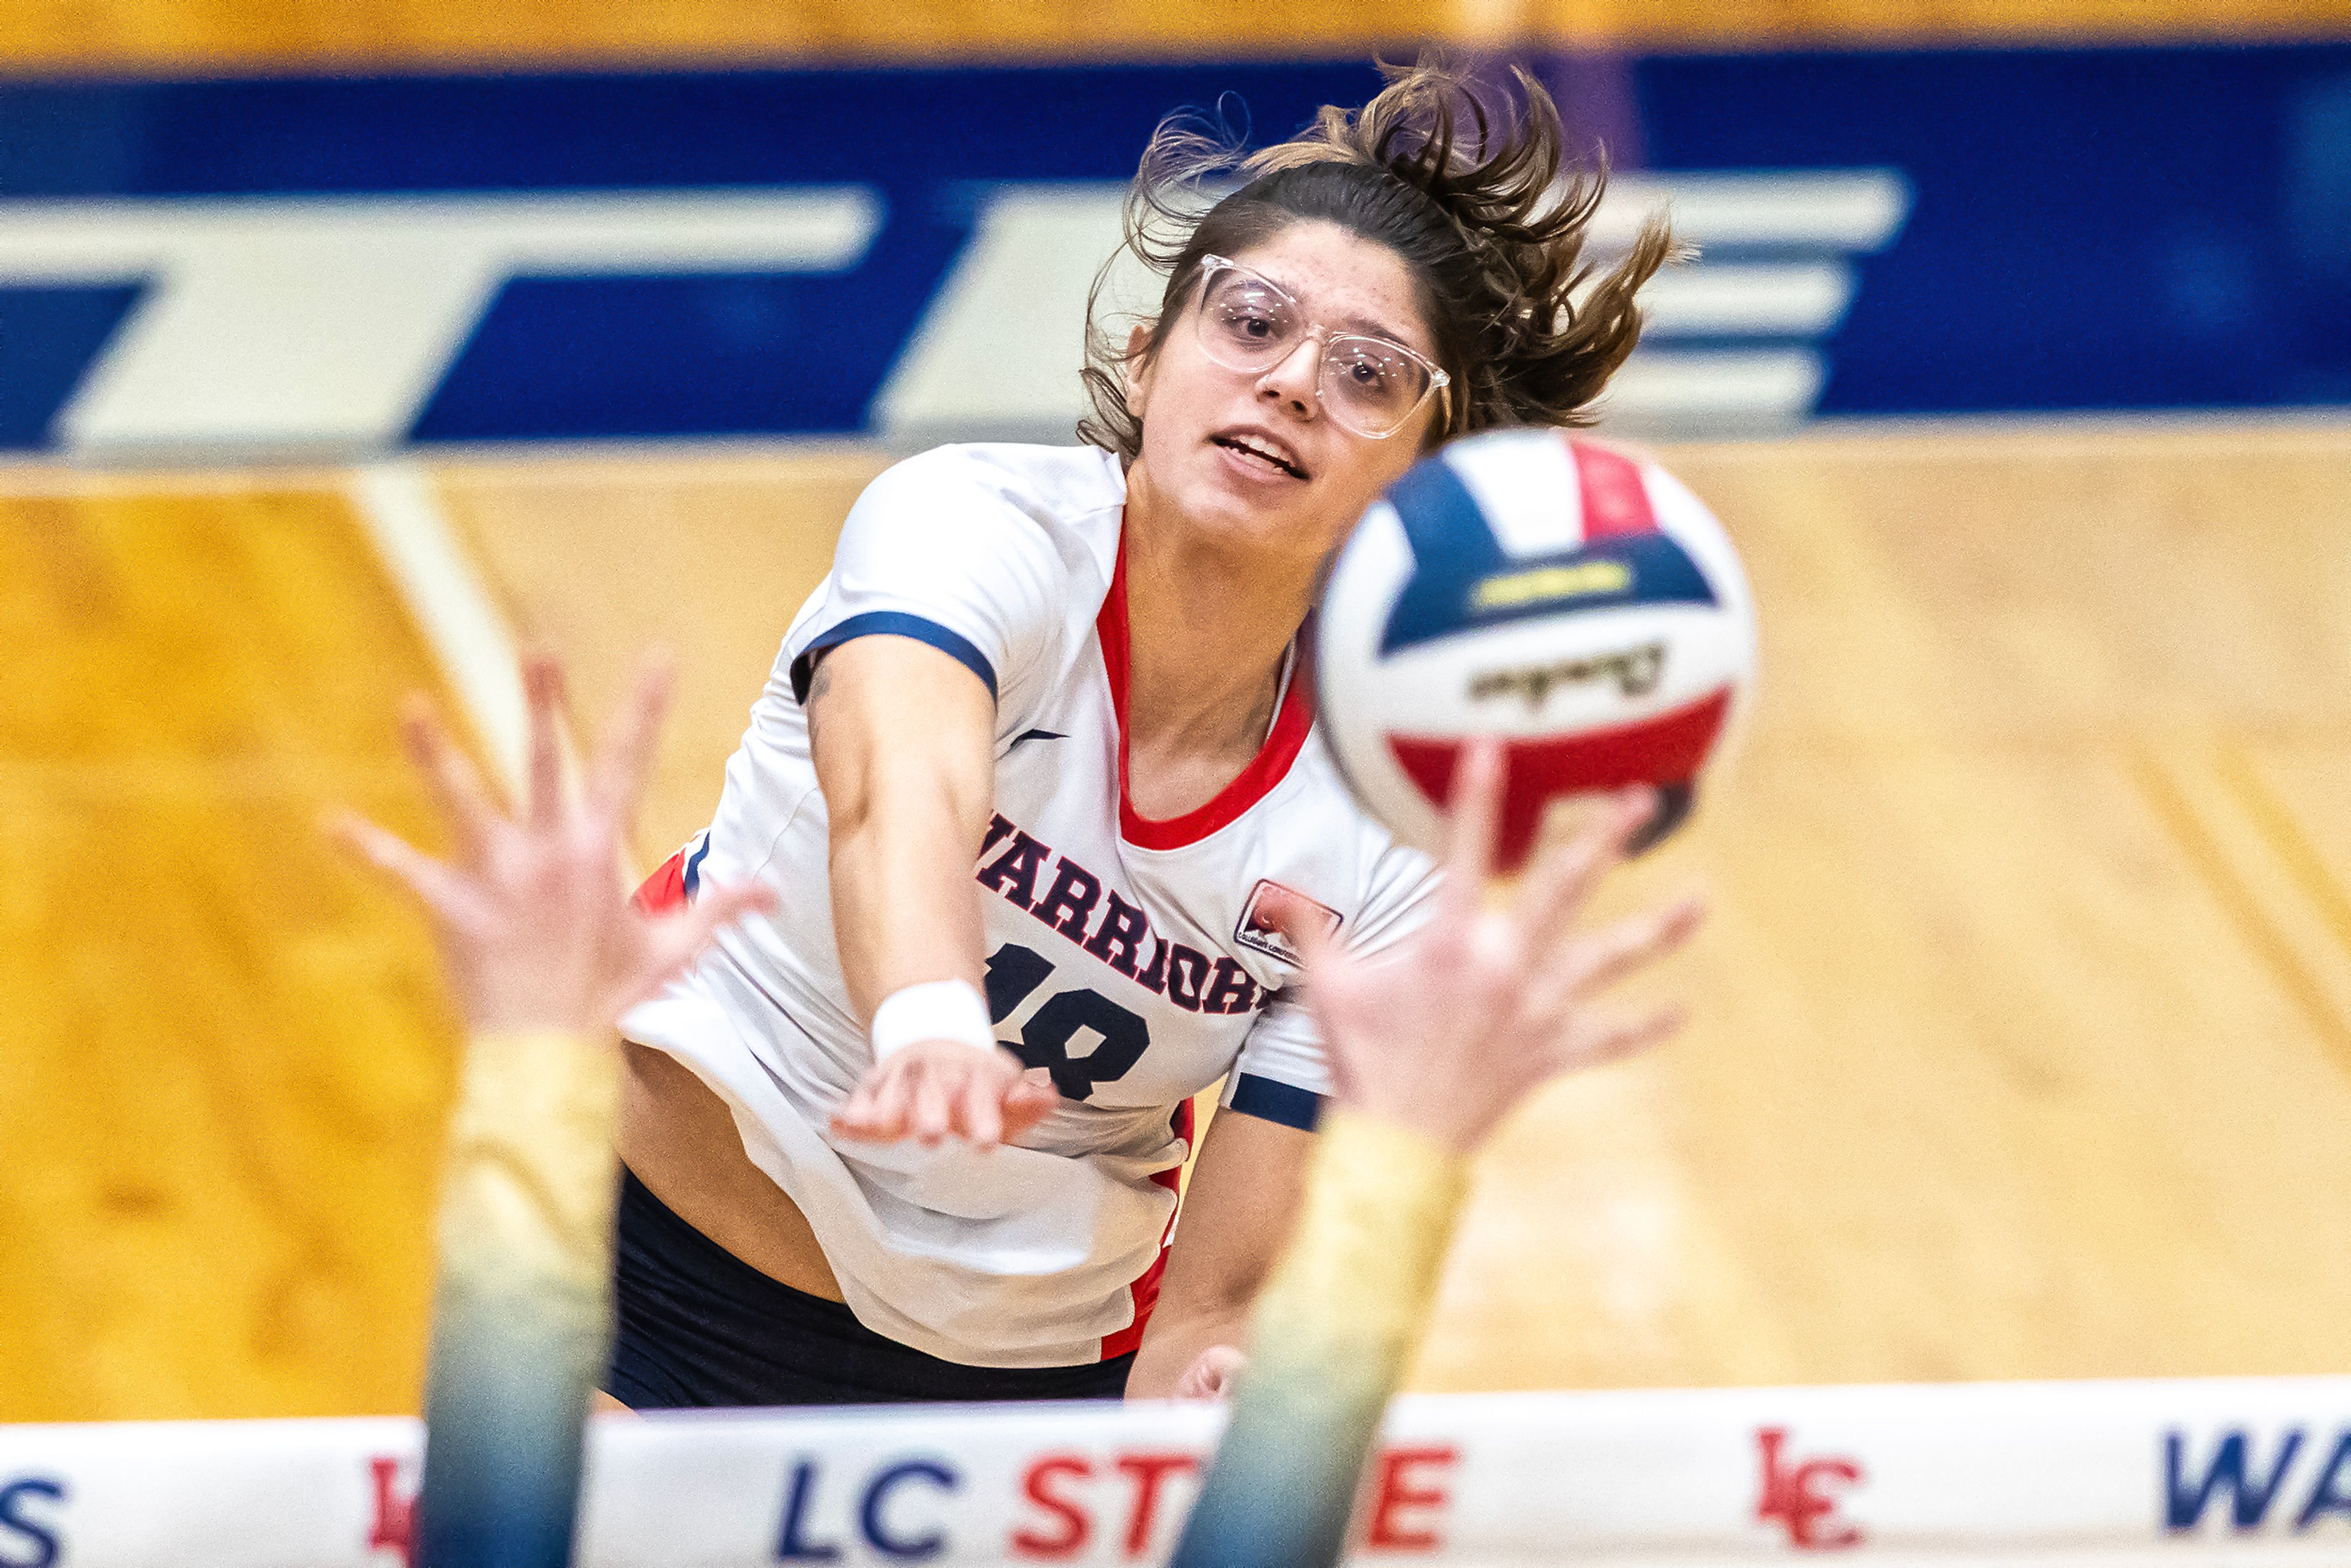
[830,1082,882,1139]
[960,1071,1004,1148]
[325,809,486,934]
[1521,785,1654,943]
[1558,895,1706,1003]
[524,653,567,831]
[1554,1002,1688,1075]
[673,879,778,956]
[620,880,779,1011]
[1002,1070,1059,1141]
[834,1059,914,1142]
[588,652,676,830]
[910,1065,954,1146]
[399,695,502,858]
[1439,738,1506,906]
[840,1052,1049,1147]
[1259,885,1344,977]
[868,1061,913,1137]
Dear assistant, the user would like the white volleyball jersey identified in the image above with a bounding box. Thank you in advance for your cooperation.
[623,442,1437,1368]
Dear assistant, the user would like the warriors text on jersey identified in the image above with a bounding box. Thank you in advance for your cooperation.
[625,443,1436,1368]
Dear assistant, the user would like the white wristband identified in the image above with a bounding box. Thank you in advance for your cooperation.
[869,979,997,1063]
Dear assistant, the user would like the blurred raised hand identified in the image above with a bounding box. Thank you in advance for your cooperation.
[1271,740,1704,1156]
[331,651,776,1037]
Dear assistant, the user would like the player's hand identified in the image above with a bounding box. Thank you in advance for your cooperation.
[1171,1345,1247,1401]
[1267,739,1702,1156]
[330,651,778,1037]
[831,1038,1060,1149]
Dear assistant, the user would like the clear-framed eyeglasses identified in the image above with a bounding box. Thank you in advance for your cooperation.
[1191,254,1453,440]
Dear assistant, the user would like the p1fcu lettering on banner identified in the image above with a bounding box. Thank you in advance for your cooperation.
[0,1478,66,1568]
[1756,1427,1865,1550]
[2165,1427,2351,1534]
[778,1456,962,1562]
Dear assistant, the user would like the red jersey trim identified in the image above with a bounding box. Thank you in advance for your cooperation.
[1101,1097,1194,1360]
[634,849,690,915]
[1097,526,1315,852]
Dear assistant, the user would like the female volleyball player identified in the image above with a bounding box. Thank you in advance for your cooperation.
[606,58,1698,1406]
[340,658,1673,1568]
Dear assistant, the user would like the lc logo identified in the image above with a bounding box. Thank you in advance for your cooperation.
[1756,1427,1866,1549]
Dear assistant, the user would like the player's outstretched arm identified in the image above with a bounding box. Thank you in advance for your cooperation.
[331,651,776,1568]
[808,636,1058,1148]
[1168,740,1703,1568]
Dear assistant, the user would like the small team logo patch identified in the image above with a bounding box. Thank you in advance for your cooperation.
[1235,879,1341,966]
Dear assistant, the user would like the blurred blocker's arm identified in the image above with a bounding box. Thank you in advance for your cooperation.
[1125,1103,1313,1400]
[1166,1107,1466,1568]
[1169,745,1700,1568]
[334,654,779,1568]
[418,1029,620,1568]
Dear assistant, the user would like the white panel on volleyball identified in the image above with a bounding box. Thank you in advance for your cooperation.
[1441,429,1589,555]
[4,1379,2347,1566]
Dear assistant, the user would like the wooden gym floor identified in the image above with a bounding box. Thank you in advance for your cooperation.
[0,473,462,1420]
[3,415,2347,1420]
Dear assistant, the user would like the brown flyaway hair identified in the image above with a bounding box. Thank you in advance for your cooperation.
[1078,57,1679,462]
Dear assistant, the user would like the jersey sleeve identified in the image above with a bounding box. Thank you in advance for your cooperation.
[784,449,1078,716]
[1221,840,1441,1132]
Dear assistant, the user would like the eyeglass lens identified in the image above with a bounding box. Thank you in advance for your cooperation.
[1198,268,1431,437]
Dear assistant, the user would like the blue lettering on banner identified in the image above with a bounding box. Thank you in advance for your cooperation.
[775,1459,844,1562]
[2,45,2350,456]
[2164,1427,2351,1534]
[0,1478,65,1568]
[2297,1433,2351,1531]
[859,1460,959,1561]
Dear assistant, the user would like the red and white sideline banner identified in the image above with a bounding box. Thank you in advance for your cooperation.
[2,1377,2347,1566]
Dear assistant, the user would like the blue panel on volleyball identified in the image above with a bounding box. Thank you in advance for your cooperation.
[1377,458,1718,657]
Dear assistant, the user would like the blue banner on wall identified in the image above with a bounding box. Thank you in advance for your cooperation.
[0,44,2343,457]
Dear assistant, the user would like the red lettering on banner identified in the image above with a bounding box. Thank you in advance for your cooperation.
[1365,1445,1458,1551]
[1115,1451,1201,1558]
[1010,1455,1092,1559]
[366,1455,414,1566]
[1757,1427,1865,1549]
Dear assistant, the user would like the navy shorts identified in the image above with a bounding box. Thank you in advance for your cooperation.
[603,1165,1134,1407]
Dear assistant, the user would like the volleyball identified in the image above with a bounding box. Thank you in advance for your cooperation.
[1314,429,1757,871]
